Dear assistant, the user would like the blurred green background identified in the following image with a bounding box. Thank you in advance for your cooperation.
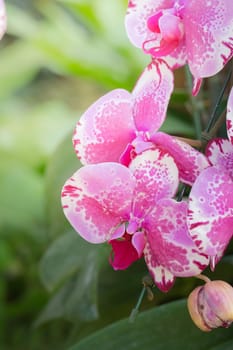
[1,1,233,349]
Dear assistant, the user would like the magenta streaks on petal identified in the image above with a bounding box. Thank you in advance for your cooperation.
[206,138,233,179]
[144,242,175,292]
[61,163,136,243]
[129,149,179,217]
[226,87,233,144]
[188,166,233,257]
[128,1,136,9]
[145,199,208,277]
[192,78,203,96]
[73,89,136,165]
[132,60,174,133]
[151,132,209,185]
[184,0,233,78]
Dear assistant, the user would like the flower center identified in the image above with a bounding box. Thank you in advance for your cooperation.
[144,7,185,57]
[119,131,153,166]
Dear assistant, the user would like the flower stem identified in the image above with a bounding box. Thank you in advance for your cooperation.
[129,286,146,323]
[175,136,202,148]
[185,66,203,139]
[195,274,211,284]
[205,68,232,133]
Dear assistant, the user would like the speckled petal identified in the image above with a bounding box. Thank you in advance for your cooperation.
[129,149,179,217]
[73,89,136,165]
[132,60,174,133]
[151,132,209,185]
[226,87,233,144]
[144,242,175,292]
[61,163,136,243]
[206,138,233,179]
[145,199,208,279]
[188,166,233,257]
[184,0,233,79]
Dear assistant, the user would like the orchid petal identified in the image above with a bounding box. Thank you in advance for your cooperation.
[144,242,175,292]
[129,149,179,217]
[110,223,126,240]
[61,163,135,243]
[145,199,209,278]
[132,60,174,133]
[159,13,184,42]
[73,89,136,164]
[151,132,209,185]
[184,0,233,79]
[132,231,146,256]
[192,77,203,96]
[206,138,233,179]
[226,87,233,144]
[109,237,139,270]
[188,166,233,257]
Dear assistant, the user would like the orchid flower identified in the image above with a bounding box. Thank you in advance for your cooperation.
[62,149,208,292]
[188,87,233,269]
[125,0,233,91]
[0,0,6,40]
[73,60,208,186]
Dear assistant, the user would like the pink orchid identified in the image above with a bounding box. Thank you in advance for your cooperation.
[187,87,233,268]
[73,60,208,186]
[125,0,233,87]
[62,149,208,292]
[206,87,233,179]
[0,0,6,40]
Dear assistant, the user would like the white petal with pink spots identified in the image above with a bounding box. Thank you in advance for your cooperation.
[61,163,136,243]
[188,166,233,257]
[144,199,208,291]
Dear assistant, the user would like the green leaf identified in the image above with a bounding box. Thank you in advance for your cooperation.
[69,300,233,350]
[36,261,99,325]
[221,255,233,265]
[210,340,233,350]
[37,234,109,325]
[39,231,106,292]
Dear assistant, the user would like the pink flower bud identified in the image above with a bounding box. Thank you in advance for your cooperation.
[187,280,233,332]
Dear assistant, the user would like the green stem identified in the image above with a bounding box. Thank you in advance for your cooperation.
[129,286,146,323]
[185,66,203,139]
[205,69,232,133]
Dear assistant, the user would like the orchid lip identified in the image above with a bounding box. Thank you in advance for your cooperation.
[145,7,185,58]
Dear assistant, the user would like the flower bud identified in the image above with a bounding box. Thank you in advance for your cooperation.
[187,280,233,332]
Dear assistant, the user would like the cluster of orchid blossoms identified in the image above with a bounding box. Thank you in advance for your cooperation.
[62,0,233,331]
